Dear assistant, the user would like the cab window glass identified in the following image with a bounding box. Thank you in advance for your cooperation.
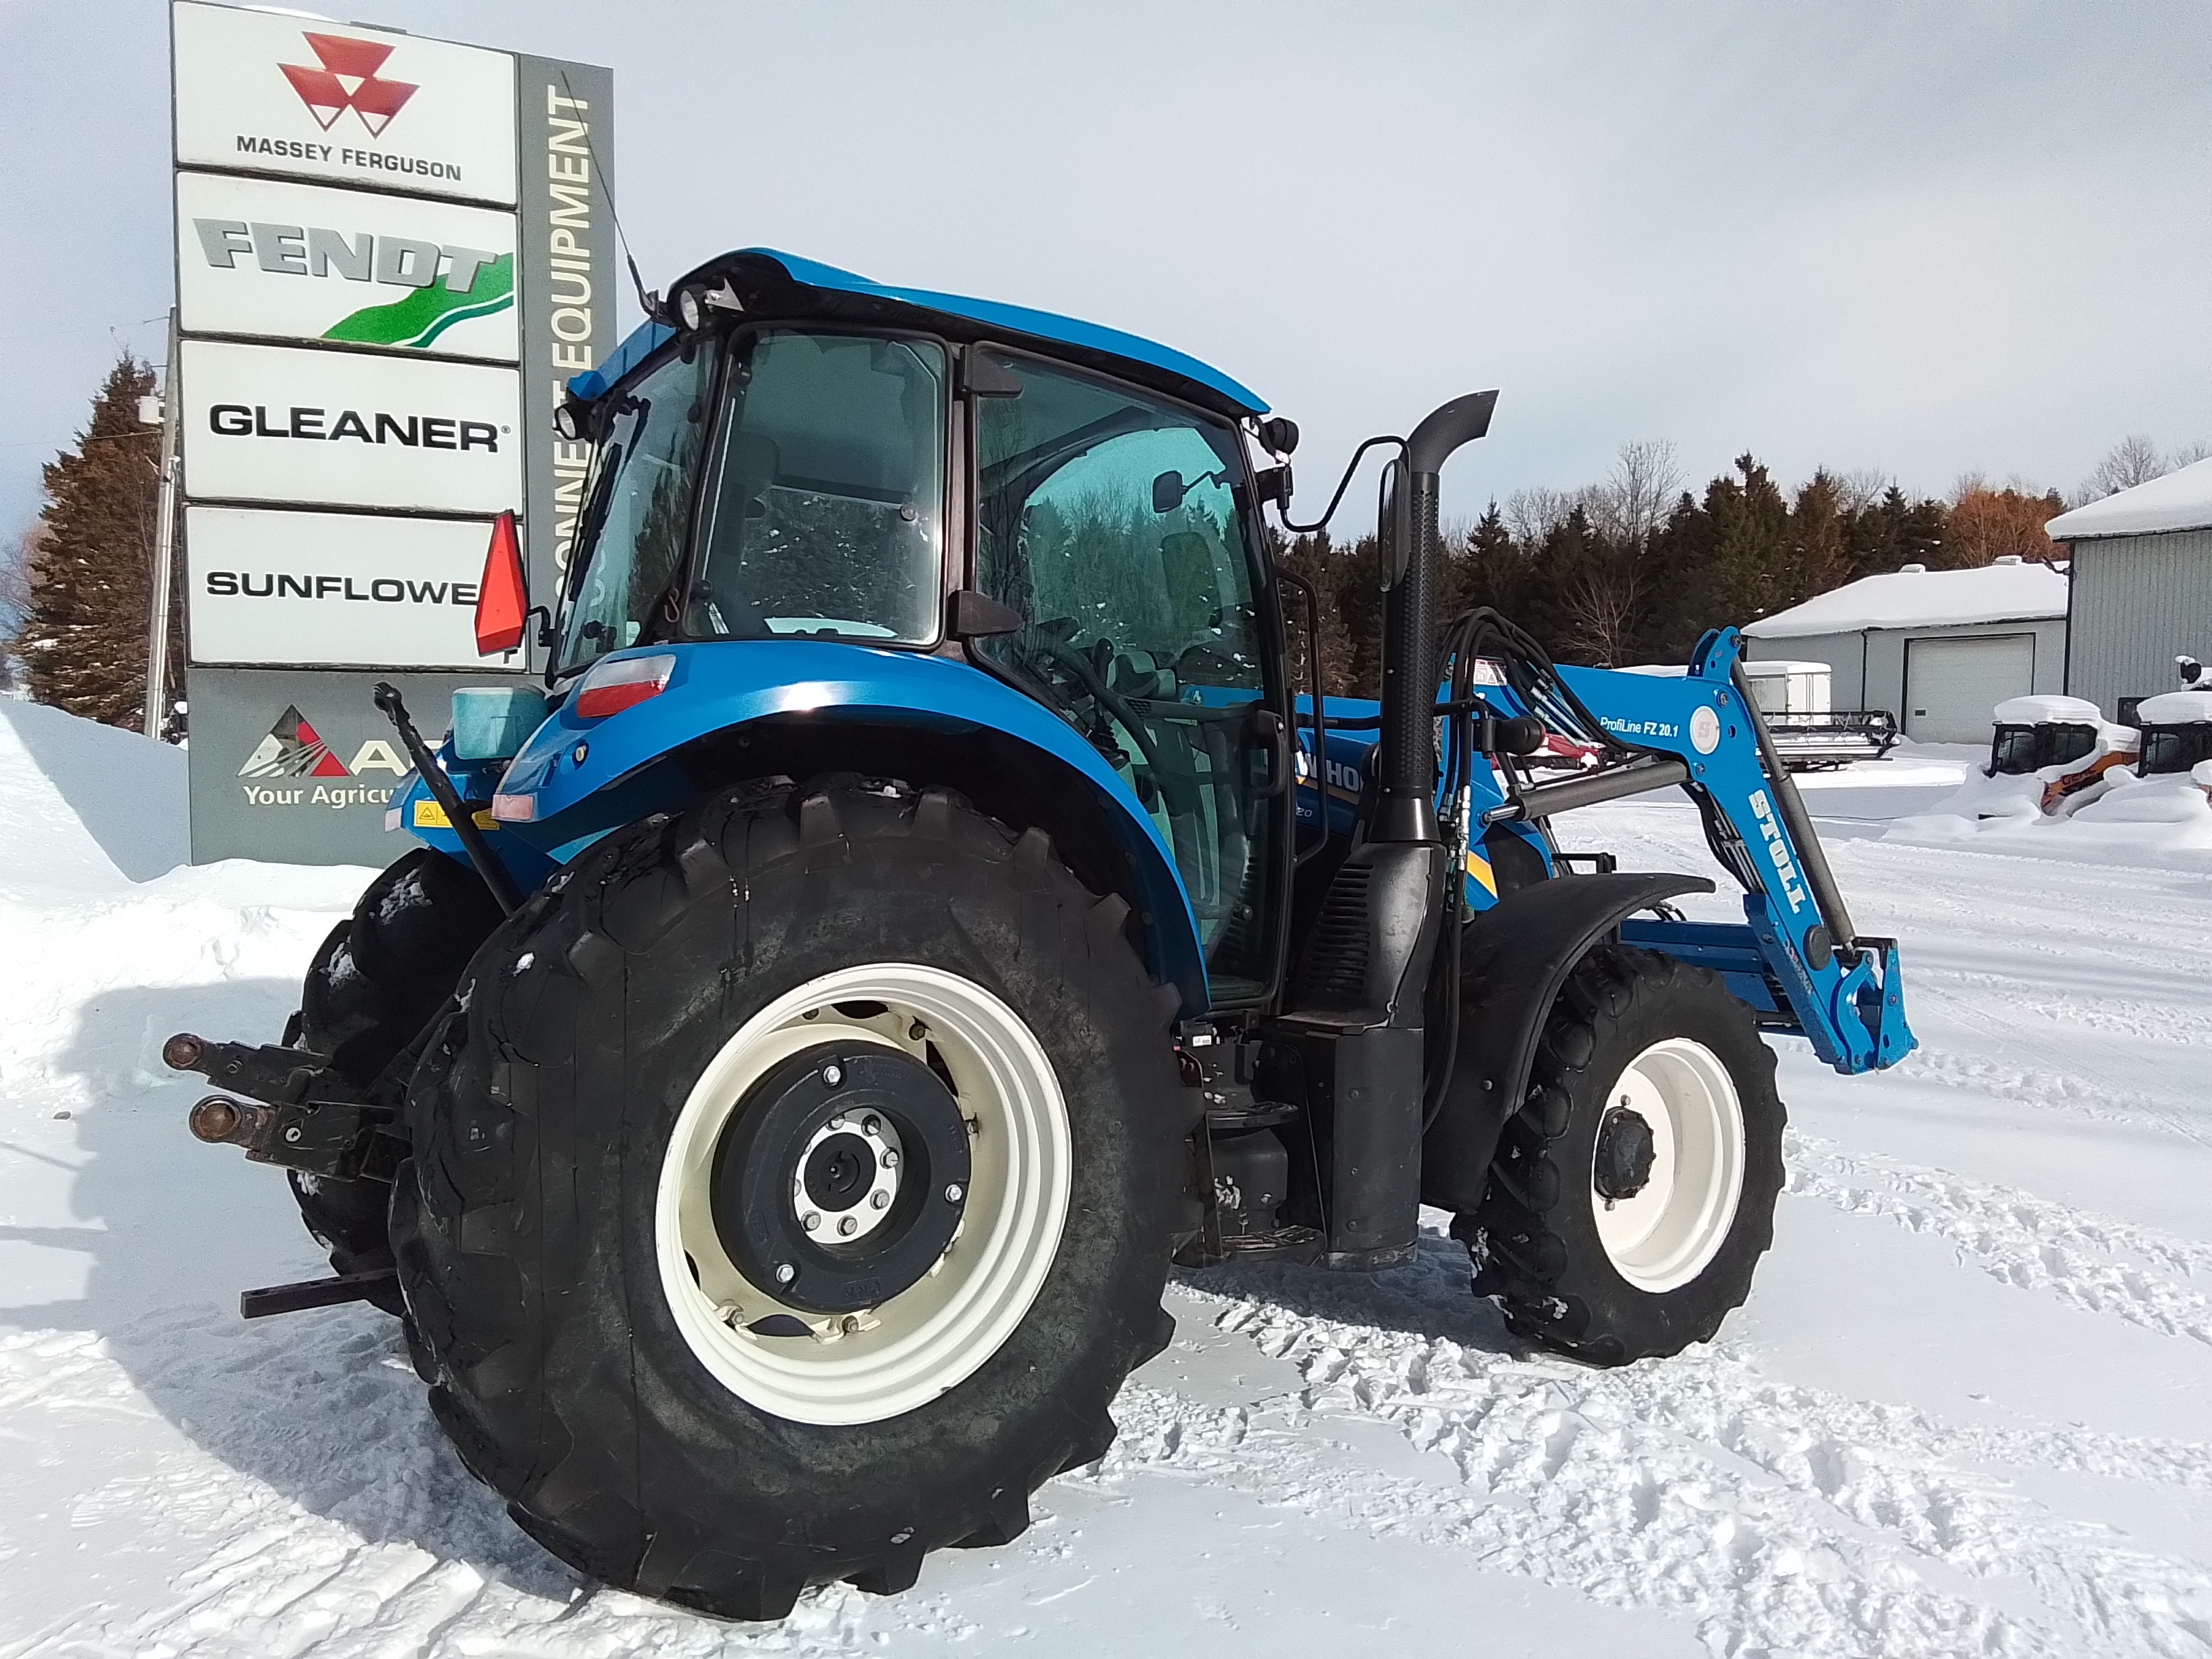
[555,345,713,674]
[691,331,947,642]
[972,353,1279,1000]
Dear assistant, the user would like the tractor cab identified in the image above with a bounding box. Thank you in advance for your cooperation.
[1987,695,2106,775]
[1973,695,2137,815]
[526,249,1297,1006]
[2133,689,2212,775]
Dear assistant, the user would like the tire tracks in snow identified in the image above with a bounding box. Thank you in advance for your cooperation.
[1136,1248,2212,1659]
[1786,1132,2212,1351]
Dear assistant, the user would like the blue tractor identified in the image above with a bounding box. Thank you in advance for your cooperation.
[169,249,1912,1619]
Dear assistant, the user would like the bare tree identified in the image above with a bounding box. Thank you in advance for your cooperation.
[1504,485,1575,546]
[1589,438,1683,543]
[1559,557,1643,666]
[2079,434,2168,501]
[1833,467,1892,515]
[2171,438,2212,470]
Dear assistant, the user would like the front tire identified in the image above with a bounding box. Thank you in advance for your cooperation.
[289,848,505,1312]
[1455,944,1784,1364]
[392,777,1190,1618]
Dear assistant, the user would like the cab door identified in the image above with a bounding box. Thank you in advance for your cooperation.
[967,350,1292,1008]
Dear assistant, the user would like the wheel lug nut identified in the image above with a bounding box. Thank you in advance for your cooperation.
[823,1063,843,1087]
[837,1215,859,1236]
[828,1113,845,1130]
[774,1262,797,1285]
[870,1190,890,1210]
[907,1021,926,1041]
[882,1150,899,1169]
[945,1183,964,1204]
[802,1212,821,1231]
[863,1113,881,1135]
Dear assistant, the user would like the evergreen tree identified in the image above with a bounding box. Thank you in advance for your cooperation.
[1843,485,1947,579]
[18,354,173,730]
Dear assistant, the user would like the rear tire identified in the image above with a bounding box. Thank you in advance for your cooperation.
[392,776,1191,1618]
[1455,944,1784,1364]
[289,848,506,1313]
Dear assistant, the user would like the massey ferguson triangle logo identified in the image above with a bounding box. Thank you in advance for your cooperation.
[280,34,418,138]
[240,706,351,779]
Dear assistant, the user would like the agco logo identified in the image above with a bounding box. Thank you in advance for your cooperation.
[239,705,405,810]
[280,35,418,138]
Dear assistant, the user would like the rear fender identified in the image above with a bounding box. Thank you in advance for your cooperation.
[1420,870,1714,1212]
[460,642,1210,1010]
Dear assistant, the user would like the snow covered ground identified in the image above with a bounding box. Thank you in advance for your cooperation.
[3,705,2209,1658]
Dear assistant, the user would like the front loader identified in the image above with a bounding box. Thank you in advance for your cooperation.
[169,248,1912,1619]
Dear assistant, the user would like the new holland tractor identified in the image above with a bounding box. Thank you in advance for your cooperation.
[168,248,1913,1619]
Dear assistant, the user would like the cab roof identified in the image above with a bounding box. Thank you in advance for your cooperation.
[567,247,1267,420]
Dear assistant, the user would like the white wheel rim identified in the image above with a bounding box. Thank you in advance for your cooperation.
[655,963,1071,1426]
[1590,1038,1746,1293]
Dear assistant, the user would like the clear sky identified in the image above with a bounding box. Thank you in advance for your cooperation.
[2,0,2205,542]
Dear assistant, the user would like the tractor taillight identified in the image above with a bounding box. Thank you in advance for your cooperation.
[574,653,676,720]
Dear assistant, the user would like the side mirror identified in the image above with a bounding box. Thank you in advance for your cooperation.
[1254,464,1292,507]
[1256,415,1299,457]
[1151,470,1187,514]
[475,510,528,656]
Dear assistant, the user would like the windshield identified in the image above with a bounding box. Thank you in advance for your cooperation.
[689,331,947,644]
[555,344,715,676]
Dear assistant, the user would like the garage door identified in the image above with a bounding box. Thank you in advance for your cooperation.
[1904,634,2034,742]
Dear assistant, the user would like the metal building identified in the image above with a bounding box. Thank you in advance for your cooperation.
[1741,560,2070,743]
[2045,459,2212,719]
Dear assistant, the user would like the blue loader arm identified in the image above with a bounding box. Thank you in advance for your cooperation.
[1551,628,1915,1076]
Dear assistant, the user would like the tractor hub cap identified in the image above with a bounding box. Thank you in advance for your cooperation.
[1589,1038,1746,1294]
[710,1044,968,1315]
[657,964,1071,1426]
[1592,1105,1657,1202]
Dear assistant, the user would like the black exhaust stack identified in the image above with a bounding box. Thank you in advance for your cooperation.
[1277,391,1498,1269]
[1373,391,1499,844]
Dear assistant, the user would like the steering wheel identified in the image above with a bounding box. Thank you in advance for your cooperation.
[1025,622,1172,777]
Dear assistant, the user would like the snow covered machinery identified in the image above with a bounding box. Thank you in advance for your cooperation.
[166,250,1914,1618]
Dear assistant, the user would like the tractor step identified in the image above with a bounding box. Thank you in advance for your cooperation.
[240,1269,399,1320]
[1175,1223,1324,1270]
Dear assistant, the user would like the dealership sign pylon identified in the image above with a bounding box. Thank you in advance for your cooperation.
[170,1,613,865]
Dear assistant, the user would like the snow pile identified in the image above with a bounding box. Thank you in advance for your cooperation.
[2139,689,2212,725]
[1743,557,2067,640]
[0,699,369,1113]
[1881,696,2169,857]
[2047,455,2212,541]
[1992,693,2102,726]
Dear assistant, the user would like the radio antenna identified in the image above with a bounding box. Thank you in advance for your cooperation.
[550,65,662,327]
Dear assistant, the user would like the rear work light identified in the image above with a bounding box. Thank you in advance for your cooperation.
[574,653,676,720]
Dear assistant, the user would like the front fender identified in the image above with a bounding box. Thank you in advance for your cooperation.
[487,642,1209,1010]
[1420,869,1715,1212]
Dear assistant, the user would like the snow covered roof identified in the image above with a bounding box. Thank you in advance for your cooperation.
[1741,558,2069,640]
[2046,457,2212,541]
[1994,695,2100,726]
[2137,689,2212,725]
[1741,659,1832,676]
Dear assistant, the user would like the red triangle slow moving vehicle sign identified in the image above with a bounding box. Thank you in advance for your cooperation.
[476,510,527,656]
